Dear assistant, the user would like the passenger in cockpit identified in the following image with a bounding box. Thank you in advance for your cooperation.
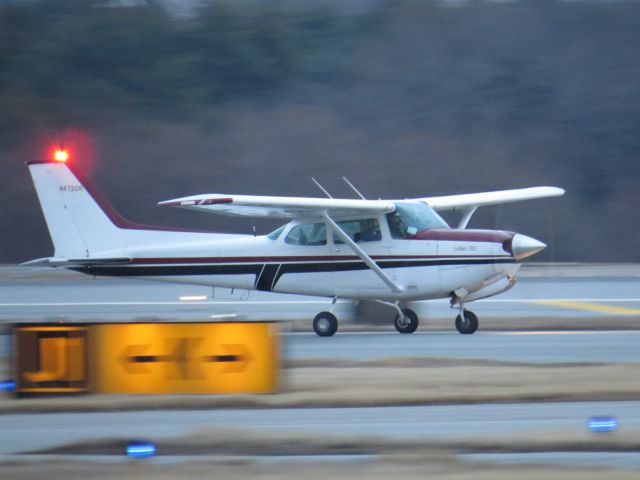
[360,219,381,242]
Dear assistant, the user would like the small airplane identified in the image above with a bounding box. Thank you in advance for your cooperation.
[25,149,564,336]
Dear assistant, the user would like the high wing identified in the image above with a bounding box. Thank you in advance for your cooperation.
[158,186,563,295]
[420,186,565,229]
[158,194,396,220]
[420,186,566,211]
[159,186,565,223]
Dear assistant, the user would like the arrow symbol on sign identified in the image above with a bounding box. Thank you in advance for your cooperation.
[119,344,155,374]
[120,341,252,376]
[119,339,203,379]
[202,344,252,373]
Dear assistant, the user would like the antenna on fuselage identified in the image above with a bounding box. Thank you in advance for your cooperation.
[311,177,333,199]
[342,176,366,200]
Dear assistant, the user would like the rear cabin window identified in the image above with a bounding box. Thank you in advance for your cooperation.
[334,218,382,244]
[285,222,327,246]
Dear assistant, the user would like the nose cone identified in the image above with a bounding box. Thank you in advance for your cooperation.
[511,234,547,260]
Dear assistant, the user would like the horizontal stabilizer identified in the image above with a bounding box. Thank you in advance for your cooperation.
[20,257,59,267]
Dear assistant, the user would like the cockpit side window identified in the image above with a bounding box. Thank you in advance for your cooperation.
[334,218,382,244]
[387,202,449,239]
[285,222,327,246]
[387,212,411,239]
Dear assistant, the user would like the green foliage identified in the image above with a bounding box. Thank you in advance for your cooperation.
[0,0,369,139]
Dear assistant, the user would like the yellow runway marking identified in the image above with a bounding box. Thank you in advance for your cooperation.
[530,300,640,316]
[494,331,603,336]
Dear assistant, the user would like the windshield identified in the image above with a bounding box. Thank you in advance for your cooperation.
[267,225,286,240]
[386,201,449,239]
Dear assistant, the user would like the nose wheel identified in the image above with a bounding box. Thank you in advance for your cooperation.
[394,308,419,334]
[313,311,338,337]
[455,309,478,334]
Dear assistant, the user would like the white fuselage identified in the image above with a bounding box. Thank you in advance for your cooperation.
[79,218,520,303]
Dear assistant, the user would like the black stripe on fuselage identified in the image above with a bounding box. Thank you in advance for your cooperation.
[255,263,281,292]
[72,257,516,291]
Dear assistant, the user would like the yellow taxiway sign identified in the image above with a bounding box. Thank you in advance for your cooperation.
[91,322,279,394]
[14,325,88,394]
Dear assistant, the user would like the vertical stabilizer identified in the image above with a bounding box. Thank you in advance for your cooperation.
[27,161,126,258]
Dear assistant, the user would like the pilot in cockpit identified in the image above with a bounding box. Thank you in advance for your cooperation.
[388,213,409,239]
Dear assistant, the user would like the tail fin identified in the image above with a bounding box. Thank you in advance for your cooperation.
[27,161,127,258]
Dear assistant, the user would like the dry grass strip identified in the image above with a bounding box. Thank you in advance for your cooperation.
[1,357,639,413]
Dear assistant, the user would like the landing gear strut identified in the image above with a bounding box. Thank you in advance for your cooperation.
[313,311,338,337]
[455,309,478,335]
[394,308,419,334]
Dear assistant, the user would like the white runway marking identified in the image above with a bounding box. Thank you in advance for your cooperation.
[0,300,347,307]
[1,298,639,308]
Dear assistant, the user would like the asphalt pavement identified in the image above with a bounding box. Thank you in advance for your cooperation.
[1,401,638,455]
[1,263,639,470]
[1,329,639,364]
[1,263,640,323]
[284,330,640,363]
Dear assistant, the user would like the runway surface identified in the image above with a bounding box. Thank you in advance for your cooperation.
[1,329,639,364]
[284,330,640,363]
[1,263,640,323]
[1,264,639,471]
[1,401,638,455]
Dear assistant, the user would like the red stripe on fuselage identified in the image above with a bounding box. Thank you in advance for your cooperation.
[410,229,513,243]
[128,254,510,265]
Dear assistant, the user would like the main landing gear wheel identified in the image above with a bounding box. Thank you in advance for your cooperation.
[394,308,419,334]
[455,310,478,335]
[313,311,338,337]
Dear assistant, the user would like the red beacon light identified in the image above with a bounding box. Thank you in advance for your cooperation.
[53,149,69,163]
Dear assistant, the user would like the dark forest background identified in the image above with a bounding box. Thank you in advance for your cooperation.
[1,0,639,263]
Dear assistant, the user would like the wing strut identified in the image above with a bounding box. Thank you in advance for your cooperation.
[322,211,404,294]
[457,206,477,229]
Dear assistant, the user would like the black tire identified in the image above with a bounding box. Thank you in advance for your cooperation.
[394,308,419,334]
[455,310,478,334]
[313,312,338,337]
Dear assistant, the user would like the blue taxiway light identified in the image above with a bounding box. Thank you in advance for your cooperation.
[126,441,156,458]
[0,380,15,392]
[588,417,618,433]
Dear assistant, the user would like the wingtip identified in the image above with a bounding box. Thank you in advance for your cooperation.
[158,199,184,207]
[537,186,566,196]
